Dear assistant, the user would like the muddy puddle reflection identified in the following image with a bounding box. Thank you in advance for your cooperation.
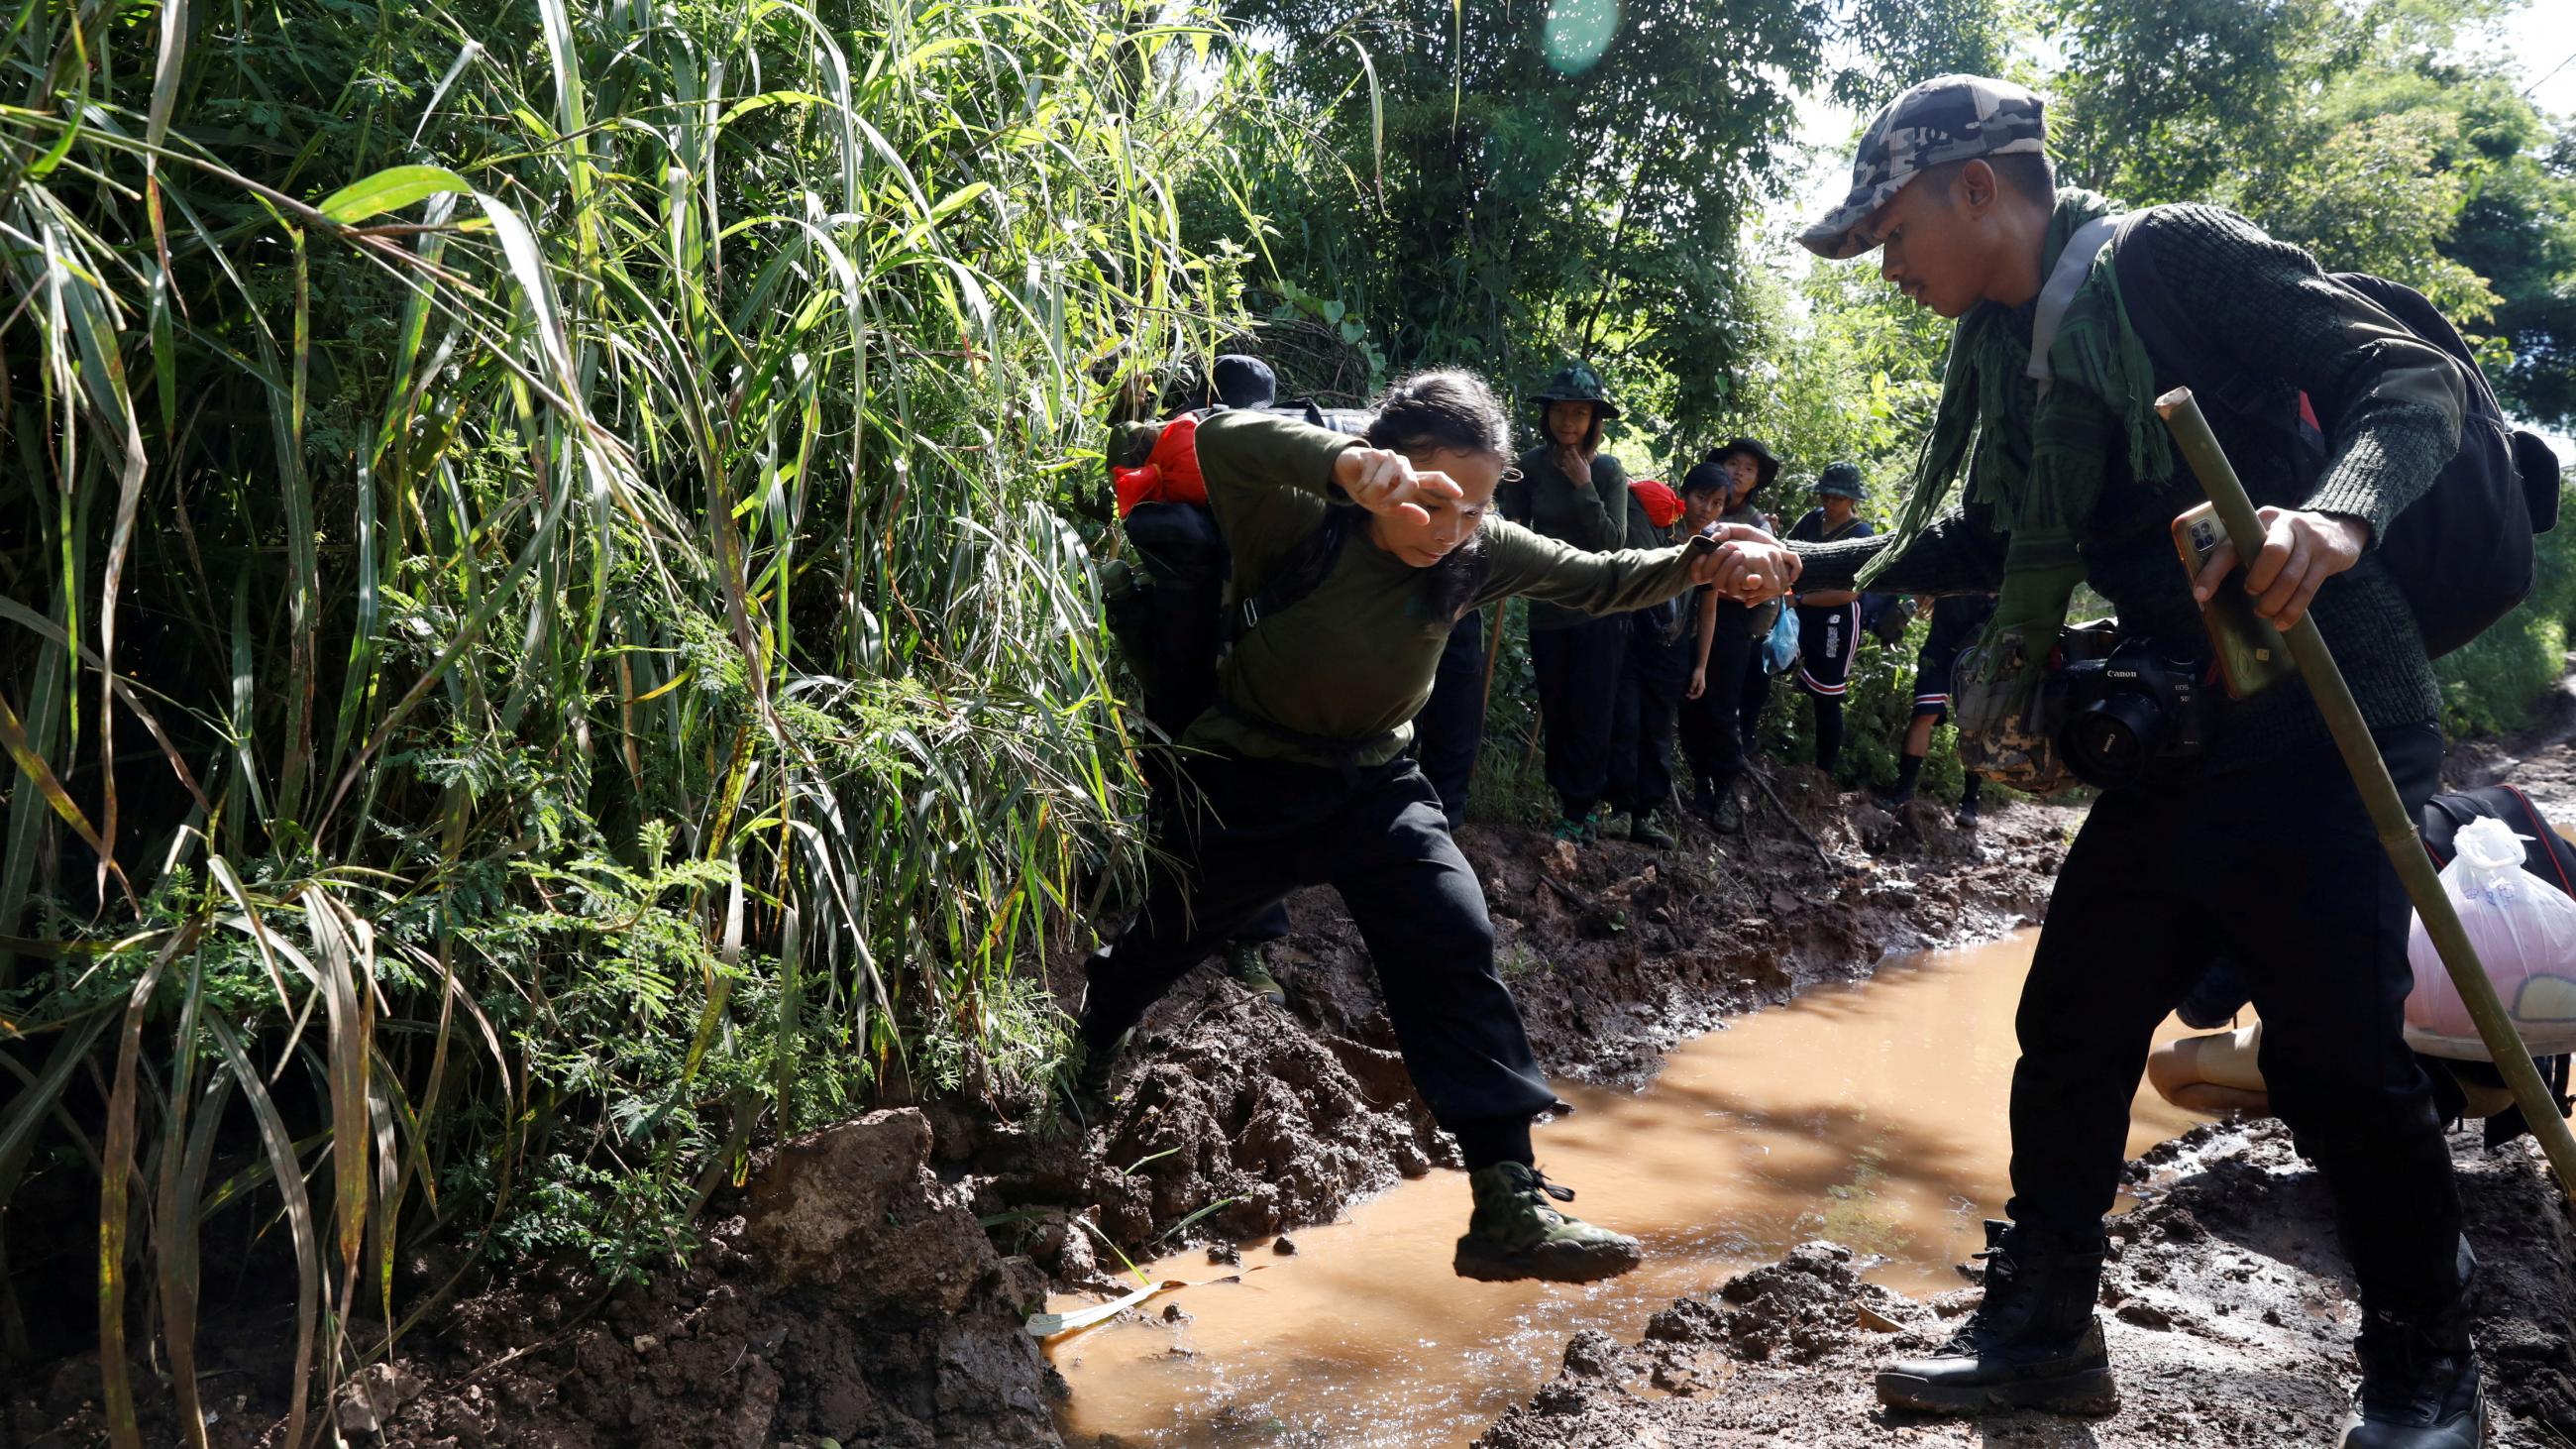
[1045,928,2214,1447]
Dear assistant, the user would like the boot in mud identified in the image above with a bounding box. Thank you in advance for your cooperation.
[1711,783,1744,835]
[1452,1163,1642,1284]
[2339,1300,2486,1447]
[1225,943,1288,1006]
[1062,1024,1131,1129]
[1877,1220,2116,1416]
[1628,810,1674,849]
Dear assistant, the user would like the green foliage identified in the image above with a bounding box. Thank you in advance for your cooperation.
[1212,0,1953,444]
[2046,0,2576,420]
[2435,484,2576,736]
[0,0,1260,1430]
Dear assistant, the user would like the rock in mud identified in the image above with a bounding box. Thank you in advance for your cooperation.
[393,1108,1061,1449]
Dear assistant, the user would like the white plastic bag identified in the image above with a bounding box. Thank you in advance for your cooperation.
[2405,815,2576,1059]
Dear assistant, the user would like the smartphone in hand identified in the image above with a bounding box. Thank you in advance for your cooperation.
[2172,502,2297,700]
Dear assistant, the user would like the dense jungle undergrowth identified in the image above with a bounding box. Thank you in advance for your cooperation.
[3,0,2575,1443]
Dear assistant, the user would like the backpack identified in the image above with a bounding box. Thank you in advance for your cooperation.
[2069,208,2563,658]
[1099,402,1370,734]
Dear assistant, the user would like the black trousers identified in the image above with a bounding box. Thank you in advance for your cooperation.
[1139,722,1291,947]
[1678,601,1770,793]
[1610,618,1691,818]
[2008,723,2466,1316]
[1531,615,1627,822]
[1080,754,1559,1130]
[1413,610,1487,831]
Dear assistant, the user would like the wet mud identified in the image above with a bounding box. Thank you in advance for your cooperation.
[6,767,2063,1449]
[1476,1119,2576,1448]
[1045,932,2209,1448]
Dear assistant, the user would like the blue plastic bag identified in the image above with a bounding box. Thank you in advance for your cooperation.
[1760,605,1799,676]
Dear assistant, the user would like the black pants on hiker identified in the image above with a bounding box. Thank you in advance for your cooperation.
[2007,723,2467,1317]
[1679,600,1770,797]
[1610,611,1691,820]
[1413,610,1487,830]
[1531,615,1626,823]
[1079,753,1560,1152]
[1794,601,1858,776]
[1139,720,1291,948]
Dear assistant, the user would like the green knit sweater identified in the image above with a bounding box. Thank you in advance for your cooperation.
[1793,203,2465,770]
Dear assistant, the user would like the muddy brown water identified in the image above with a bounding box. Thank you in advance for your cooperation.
[1044,929,2216,1448]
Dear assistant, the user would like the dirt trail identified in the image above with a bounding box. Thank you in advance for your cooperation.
[16,767,2046,1449]
[1475,701,2576,1449]
[1476,1120,2575,1449]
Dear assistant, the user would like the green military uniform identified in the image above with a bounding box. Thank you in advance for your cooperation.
[1501,364,1637,834]
[1080,406,1693,1283]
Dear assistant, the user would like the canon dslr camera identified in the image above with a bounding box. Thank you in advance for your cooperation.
[2037,621,2210,789]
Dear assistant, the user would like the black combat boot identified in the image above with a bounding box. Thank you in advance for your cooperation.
[2342,1242,2485,1449]
[1876,752,1925,811]
[1877,1220,2116,1415]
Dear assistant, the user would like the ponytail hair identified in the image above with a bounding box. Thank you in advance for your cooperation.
[1361,369,1504,622]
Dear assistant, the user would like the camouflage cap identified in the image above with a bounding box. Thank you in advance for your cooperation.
[1530,362,1622,420]
[1798,74,2047,261]
[1815,461,1865,499]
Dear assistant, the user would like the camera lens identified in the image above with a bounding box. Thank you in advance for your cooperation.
[2061,693,2164,788]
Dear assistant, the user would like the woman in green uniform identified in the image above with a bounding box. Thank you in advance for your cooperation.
[1077,370,1797,1282]
[1500,364,1636,841]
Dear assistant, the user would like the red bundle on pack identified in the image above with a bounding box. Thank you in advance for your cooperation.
[1113,415,1209,516]
[1629,478,1684,529]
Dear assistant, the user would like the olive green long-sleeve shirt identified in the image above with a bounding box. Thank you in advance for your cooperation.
[1182,411,1701,769]
[1500,446,1634,631]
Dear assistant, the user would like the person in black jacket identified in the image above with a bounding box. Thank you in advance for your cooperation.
[1795,73,2476,1445]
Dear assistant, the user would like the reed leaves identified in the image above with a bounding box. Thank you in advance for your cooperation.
[0,0,1261,1436]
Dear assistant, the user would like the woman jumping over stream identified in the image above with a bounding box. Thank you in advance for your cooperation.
[1073,369,1800,1283]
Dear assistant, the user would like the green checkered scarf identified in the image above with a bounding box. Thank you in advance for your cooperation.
[1860,189,2175,590]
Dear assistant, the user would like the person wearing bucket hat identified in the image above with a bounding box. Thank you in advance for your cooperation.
[1781,463,1874,776]
[1500,363,1637,843]
[1788,74,2484,1448]
[1676,441,1784,832]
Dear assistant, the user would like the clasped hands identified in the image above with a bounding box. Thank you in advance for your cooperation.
[1339,446,1799,604]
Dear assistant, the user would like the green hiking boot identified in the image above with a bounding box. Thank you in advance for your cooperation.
[1550,815,1595,844]
[1711,785,1744,835]
[1452,1163,1643,1283]
[1062,1025,1132,1128]
[1628,811,1674,849]
[1225,943,1288,1006]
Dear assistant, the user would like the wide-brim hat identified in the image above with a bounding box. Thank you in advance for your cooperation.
[1529,363,1622,420]
[1710,436,1782,491]
[1814,461,1866,500]
[1799,74,2049,261]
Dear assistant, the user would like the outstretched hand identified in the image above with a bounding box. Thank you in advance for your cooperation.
[1335,446,1463,527]
[2188,506,2368,632]
[1688,522,1801,603]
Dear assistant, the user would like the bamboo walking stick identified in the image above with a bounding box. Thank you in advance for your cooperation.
[2158,387,2576,1205]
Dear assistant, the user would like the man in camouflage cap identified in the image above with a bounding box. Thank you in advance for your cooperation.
[1785,74,2488,1449]
[1798,73,2047,262]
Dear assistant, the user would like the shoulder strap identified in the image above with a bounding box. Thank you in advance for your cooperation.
[2025,214,2122,397]
[1231,508,1352,639]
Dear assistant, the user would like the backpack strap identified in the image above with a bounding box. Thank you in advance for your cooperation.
[2104,209,2292,427]
[1229,508,1352,641]
[2025,214,2121,398]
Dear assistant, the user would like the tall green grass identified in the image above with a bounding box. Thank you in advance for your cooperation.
[0,0,1259,1438]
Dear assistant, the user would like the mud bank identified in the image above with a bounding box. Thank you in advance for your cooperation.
[3,774,2065,1449]
[1476,1121,2576,1448]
